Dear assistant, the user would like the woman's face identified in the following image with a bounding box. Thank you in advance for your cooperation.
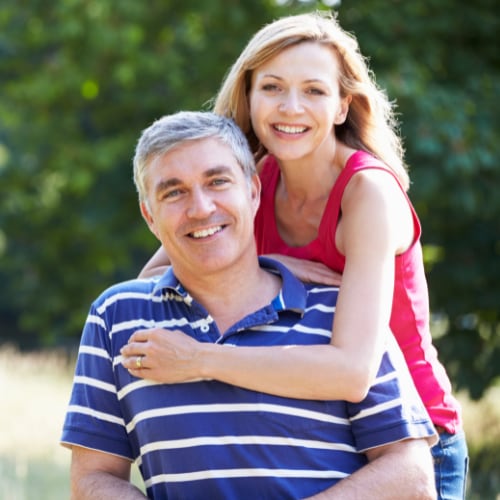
[249,42,350,163]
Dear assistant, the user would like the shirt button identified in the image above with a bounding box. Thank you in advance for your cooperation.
[200,324,210,333]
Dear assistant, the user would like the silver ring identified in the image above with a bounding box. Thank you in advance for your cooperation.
[136,355,143,369]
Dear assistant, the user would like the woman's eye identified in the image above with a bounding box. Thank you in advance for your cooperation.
[261,83,280,92]
[307,87,325,96]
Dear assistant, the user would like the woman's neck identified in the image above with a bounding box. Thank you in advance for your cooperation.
[271,141,357,247]
[274,141,355,203]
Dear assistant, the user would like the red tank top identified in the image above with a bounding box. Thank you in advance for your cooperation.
[254,151,461,432]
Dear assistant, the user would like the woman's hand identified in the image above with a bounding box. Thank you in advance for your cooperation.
[266,254,342,286]
[121,328,206,383]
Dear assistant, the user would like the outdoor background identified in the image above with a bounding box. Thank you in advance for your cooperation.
[1,0,498,498]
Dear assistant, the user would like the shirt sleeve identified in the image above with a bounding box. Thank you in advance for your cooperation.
[347,338,437,451]
[60,302,133,460]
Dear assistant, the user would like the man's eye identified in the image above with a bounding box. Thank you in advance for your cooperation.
[163,189,181,199]
[211,178,229,186]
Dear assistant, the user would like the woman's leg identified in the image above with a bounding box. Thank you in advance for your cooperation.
[431,429,469,500]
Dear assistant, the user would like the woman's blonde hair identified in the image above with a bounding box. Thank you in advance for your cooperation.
[213,11,409,190]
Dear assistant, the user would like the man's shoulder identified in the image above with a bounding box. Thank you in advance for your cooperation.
[259,257,339,314]
[91,276,165,311]
[107,275,159,293]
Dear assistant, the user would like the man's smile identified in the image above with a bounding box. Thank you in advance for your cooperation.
[189,225,225,239]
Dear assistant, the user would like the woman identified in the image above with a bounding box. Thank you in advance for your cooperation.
[124,12,468,499]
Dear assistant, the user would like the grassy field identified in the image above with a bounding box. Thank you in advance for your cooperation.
[1,346,499,499]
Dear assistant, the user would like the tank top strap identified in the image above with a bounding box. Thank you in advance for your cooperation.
[330,151,421,242]
[323,151,371,228]
[259,155,280,188]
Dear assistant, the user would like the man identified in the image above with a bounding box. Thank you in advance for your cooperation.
[61,111,437,499]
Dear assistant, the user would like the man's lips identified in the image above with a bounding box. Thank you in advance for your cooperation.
[188,225,225,239]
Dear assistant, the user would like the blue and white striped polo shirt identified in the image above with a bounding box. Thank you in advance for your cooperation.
[61,257,436,499]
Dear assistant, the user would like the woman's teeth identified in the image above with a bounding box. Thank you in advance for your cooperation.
[274,124,307,134]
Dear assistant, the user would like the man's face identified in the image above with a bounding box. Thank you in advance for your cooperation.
[141,137,260,279]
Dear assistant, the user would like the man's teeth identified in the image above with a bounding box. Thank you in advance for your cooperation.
[191,226,222,238]
[274,124,307,134]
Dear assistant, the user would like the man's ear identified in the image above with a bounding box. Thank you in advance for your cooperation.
[140,202,160,240]
[335,94,352,125]
[250,174,261,217]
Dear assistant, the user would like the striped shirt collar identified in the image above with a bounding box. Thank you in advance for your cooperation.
[152,256,307,316]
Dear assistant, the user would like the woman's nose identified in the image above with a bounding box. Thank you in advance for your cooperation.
[278,91,303,114]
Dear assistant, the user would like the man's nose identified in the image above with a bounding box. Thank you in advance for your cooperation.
[186,187,216,218]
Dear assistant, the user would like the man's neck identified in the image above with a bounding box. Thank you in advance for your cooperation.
[175,259,282,334]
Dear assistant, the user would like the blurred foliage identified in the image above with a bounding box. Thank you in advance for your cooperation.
[0,0,290,346]
[335,0,500,399]
[0,0,499,398]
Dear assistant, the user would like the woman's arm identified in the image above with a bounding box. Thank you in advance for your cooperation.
[138,246,170,278]
[139,249,341,286]
[316,168,413,399]
[124,170,413,402]
[265,254,342,286]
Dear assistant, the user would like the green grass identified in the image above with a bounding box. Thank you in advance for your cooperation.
[1,346,499,499]
[0,346,74,500]
[0,346,145,499]
[460,385,500,499]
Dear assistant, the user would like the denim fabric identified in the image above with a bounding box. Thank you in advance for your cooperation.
[431,429,469,500]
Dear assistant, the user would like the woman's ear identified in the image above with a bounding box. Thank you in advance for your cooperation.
[335,94,352,125]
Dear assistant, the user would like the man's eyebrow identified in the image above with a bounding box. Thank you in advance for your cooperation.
[154,178,181,196]
[204,165,234,177]
[153,165,235,195]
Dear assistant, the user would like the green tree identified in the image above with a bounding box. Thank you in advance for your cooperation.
[1,0,499,399]
[335,0,500,398]
[0,0,288,346]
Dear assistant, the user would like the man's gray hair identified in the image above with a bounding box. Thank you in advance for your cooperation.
[133,111,256,204]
